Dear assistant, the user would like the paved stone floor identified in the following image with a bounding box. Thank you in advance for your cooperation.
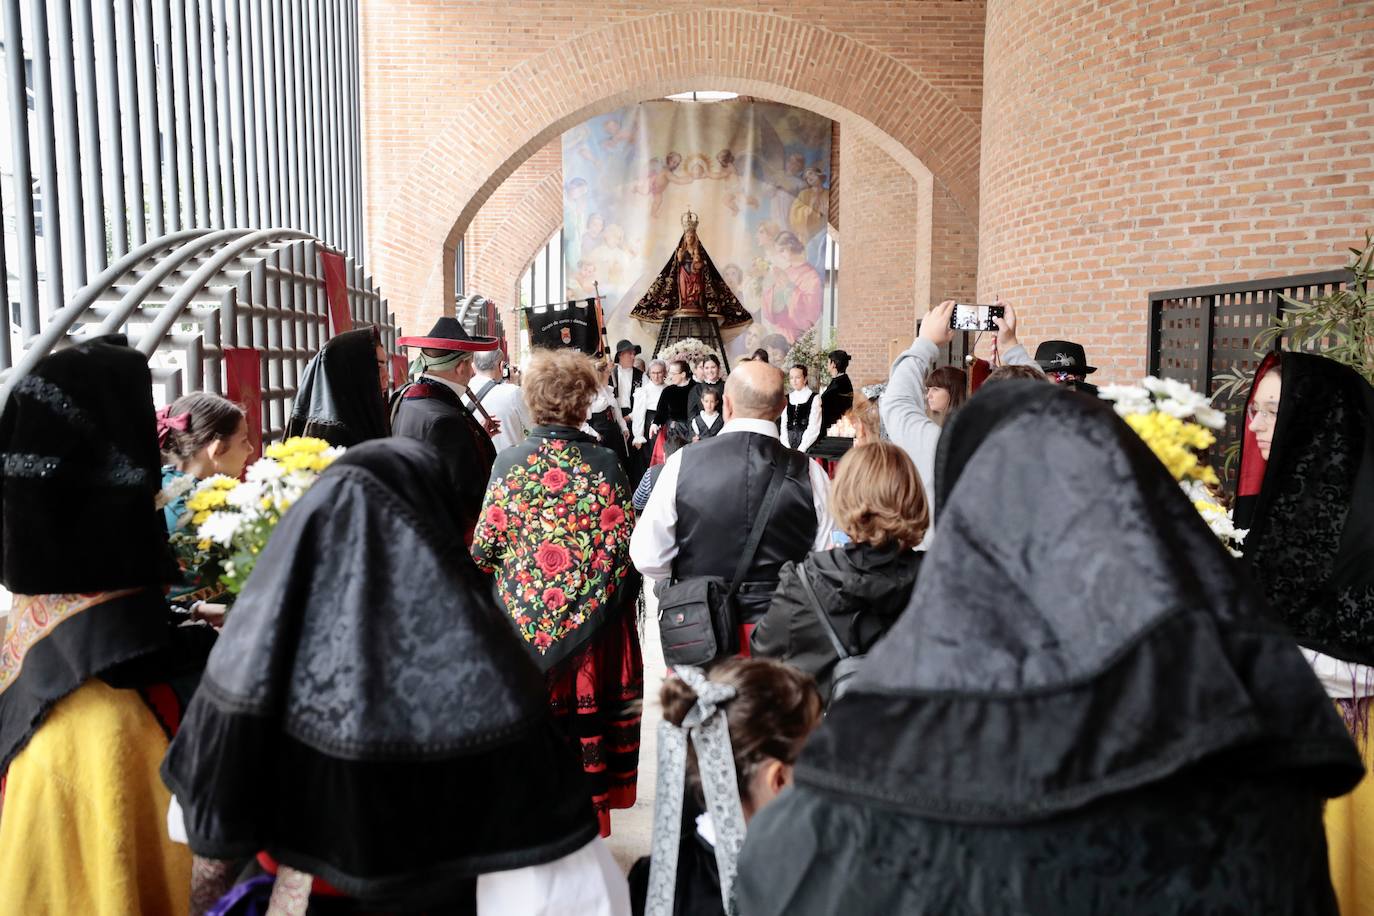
[606,589,667,873]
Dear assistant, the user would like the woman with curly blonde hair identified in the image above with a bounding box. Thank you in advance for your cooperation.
[750,441,928,703]
[471,347,643,838]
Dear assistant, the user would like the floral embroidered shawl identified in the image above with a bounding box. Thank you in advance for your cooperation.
[472,425,637,672]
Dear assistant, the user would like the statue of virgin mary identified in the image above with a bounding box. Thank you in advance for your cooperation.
[630,210,752,329]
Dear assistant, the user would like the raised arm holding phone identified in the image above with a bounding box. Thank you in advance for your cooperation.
[878,299,1037,530]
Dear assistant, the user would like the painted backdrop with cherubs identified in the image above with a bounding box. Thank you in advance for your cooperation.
[563,99,833,361]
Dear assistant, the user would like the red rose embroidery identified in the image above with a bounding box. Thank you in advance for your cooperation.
[542,587,567,609]
[598,482,611,496]
[486,506,508,531]
[534,631,553,649]
[541,467,569,491]
[590,550,611,572]
[599,505,625,531]
[535,542,571,576]
[516,614,531,626]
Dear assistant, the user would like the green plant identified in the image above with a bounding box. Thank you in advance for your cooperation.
[783,326,834,387]
[1212,230,1374,473]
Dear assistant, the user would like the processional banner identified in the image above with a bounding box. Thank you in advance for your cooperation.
[562,99,832,361]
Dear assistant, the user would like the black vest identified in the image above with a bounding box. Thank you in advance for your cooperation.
[785,392,816,448]
[674,432,817,621]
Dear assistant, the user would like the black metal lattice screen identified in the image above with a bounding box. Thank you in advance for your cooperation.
[1148,269,1353,483]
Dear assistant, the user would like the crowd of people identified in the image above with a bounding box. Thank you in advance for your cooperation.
[0,292,1371,915]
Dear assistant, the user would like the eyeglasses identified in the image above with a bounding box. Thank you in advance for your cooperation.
[1246,403,1279,425]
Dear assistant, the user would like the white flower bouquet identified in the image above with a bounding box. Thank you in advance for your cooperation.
[1099,376,1248,557]
[656,337,716,370]
[169,437,344,595]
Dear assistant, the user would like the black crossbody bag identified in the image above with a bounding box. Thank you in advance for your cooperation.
[796,564,865,703]
[657,455,788,668]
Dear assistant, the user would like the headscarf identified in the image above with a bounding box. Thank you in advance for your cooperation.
[644,666,747,916]
[797,381,1361,823]
[285,327,389,447]
[0,334,184,769]
[161,438,596,908]
[1233,352,1374,670]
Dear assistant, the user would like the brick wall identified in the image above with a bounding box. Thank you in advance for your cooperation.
[837,134,926,387]
[360,2,988,337]
[979,0,1374,382]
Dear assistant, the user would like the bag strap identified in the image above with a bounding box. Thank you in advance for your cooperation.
[723,445,790,603]
[471,378,499,406]
[795,565,851,660]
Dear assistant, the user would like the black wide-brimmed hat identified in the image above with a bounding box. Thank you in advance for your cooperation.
[397,316,499,352]
[1034,340,1097,375]
[614,338,641,358]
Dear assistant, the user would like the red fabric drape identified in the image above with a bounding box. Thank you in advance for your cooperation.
[224,347,263,463]
[319,250,353,335]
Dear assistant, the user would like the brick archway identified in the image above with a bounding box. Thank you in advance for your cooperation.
[467,165,565,347]
[373,9,980,328]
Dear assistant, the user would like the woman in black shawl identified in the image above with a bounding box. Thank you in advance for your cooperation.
[285,326,390,447]
[1233,351,1374,911]
[736,381,1362,915]
[162,438,620,912]
[0,334,214,910]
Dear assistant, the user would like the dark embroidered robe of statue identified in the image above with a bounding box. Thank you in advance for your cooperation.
[630,233,752,328]
[391,378,497,541]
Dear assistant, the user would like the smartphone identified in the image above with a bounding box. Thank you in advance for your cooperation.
[949,303,1005,332]
[831,529,851,547]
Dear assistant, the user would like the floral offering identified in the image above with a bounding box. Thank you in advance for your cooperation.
[161,436,344,595]
[656,337,716,370]
[1099,376,1247,556]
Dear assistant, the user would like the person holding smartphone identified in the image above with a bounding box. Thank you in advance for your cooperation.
[879,299,1037,535]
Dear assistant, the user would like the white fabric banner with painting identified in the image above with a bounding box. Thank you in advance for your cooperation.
[562,99,832,361]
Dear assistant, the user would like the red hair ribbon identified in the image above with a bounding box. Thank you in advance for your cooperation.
[155,405,190,447]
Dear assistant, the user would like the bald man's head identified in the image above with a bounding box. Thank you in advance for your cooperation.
[724,360,786,421]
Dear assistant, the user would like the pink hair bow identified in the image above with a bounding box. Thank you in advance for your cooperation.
[155,405,190,446]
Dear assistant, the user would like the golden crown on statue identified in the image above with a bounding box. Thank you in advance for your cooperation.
[681,209,700,232]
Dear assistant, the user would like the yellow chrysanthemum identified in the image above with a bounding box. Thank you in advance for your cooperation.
[1123,413,1219,484]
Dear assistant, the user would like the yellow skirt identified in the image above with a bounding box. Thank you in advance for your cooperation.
[1328,719,1374,915]
[0,679,191,916]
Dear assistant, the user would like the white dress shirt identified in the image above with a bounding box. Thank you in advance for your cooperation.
[615,366,637,409]
[630,380,665,445]
[779,387,823,452]
[630,417,835,581]
[465,372,531,452]
[585,386,630,441]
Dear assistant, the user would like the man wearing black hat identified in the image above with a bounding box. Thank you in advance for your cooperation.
[391,316,501,542]
[1034,340,1099,397]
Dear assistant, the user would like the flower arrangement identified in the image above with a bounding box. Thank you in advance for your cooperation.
[784,327,833,387]
[1099,376,1248,556]
[166,437,344,595]
[656,337,717,371]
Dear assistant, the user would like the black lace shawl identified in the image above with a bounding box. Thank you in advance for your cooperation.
[1234,352,1374,668]
[285,327,390,447]
[0,334,178,593]
[796,381,1361,822]
[0,335,196,770]
[630,232,752,328]
[161,439,596,908]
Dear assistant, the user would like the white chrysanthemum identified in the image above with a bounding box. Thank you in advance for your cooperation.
[1192,403,1226,430]
[197,511,241,547]
[246,457,286,483]
[225,480,266,512]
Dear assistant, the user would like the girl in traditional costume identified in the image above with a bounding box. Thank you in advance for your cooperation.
[1234,351,1374,914]
[0,335,215,913]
